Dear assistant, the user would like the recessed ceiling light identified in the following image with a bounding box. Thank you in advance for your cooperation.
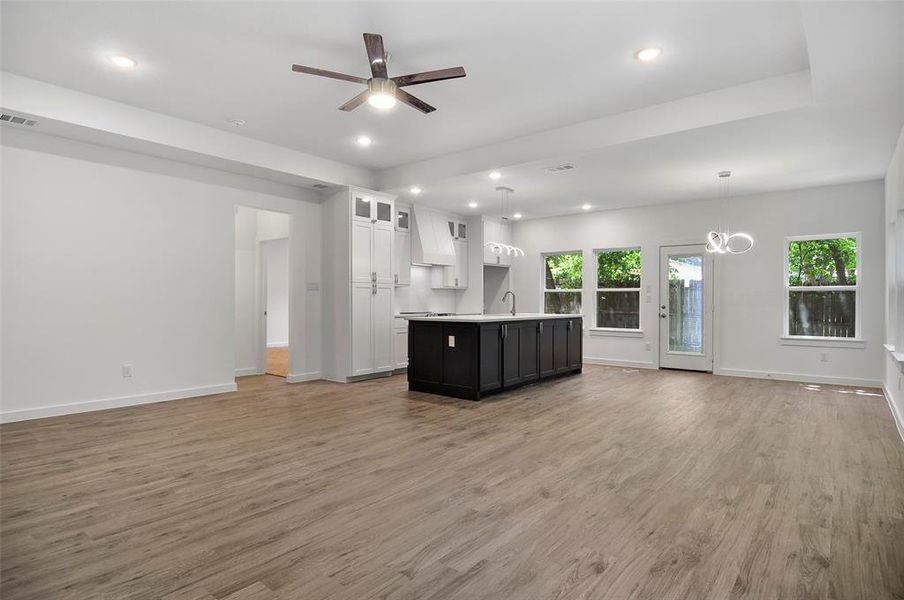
[109,55,137,69]
[581,203,592,210]
[410,186,422,195]
[513,212,523,219]
[468,201,478,208]
[489,171,502,180]
[635,47,662,62]
[356,135,373,147]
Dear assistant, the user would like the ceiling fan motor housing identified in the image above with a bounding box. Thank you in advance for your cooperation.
[368,78,397,96]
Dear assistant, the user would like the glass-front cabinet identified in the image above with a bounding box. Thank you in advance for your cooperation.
[353,191,393,226]
[447,219,468,241]
[396,206,410,232]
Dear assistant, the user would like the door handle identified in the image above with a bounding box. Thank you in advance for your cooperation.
[660,313,667,319]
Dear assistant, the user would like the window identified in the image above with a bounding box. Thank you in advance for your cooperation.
[595,248,641,329]
[543,252,583,314]
[785,234,859,339]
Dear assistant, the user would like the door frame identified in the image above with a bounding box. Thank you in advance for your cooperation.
[658,243,716,372]
[234,205,293,381]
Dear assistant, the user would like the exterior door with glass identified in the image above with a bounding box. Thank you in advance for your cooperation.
[659,244,714,371]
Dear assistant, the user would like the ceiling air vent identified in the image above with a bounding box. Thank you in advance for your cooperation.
[312,183,329,190]
[0,113,37,127]
[544,163,576,173]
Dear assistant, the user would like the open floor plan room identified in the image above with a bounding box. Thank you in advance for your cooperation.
[1,1,903,599]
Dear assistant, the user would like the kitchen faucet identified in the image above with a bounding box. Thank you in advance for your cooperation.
[502,290,516,316]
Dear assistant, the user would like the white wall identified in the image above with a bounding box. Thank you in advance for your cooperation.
[511,180,886,386]
[885,125,904,440]
[234,205,260,375]
[1,128,322,421]
[484,266,512,314]
[264,238,289,347]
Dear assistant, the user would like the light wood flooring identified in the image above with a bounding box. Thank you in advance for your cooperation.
[266,347,289,378]
[1,366,903,599]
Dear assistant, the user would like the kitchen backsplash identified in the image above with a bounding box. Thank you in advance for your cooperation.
[394,265,459,314]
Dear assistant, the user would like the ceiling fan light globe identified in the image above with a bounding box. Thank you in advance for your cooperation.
[367,93,396,109]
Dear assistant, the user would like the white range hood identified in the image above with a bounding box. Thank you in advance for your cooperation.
[411,206,455,266]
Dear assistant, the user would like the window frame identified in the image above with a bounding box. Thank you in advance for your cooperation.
[593,247,642,333]
[781,232,863,345]
[541,250,584,315]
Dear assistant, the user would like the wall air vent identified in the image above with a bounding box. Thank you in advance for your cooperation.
[0,113,37,127]
[544,163,576,173]
[312,183,329,190]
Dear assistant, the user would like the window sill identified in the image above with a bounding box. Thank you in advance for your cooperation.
[589,328,644,338]
[779,336,866,349]
[885,344,904,364]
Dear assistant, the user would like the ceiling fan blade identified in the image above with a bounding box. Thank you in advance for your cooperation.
[397,89,436,114]
[363,33,388,79]
[392,67,466,87]
[292,64,367,84]
[338,90,369,112]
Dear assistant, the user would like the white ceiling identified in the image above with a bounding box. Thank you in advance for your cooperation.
[2,2,902,219]
[2,1,808,170]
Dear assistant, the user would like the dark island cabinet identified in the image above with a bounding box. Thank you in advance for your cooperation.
[409,317,582,400]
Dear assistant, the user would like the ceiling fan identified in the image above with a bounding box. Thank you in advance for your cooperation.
[291,33,466,114]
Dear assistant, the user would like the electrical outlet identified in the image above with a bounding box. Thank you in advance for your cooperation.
[820,352,829,363]
[122,364,133,378]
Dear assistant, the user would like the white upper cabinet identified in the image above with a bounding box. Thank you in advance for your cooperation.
[396,206,411,232]
[353,191,394,228]
[432,238,469,289]
[395,230,411,286]
[446,219,469,241]
[394,203,411,286]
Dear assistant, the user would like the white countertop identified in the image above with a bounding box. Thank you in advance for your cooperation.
[404,313,582,323]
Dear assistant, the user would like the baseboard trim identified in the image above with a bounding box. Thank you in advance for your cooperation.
[267,342,289,349]
[882,385,904,445]
[286,372,321,383]
[0,383,238,424]
[235,367,262,377]
[583,357,656,370]
[715,368,882,388]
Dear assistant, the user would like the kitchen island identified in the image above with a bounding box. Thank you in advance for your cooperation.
[406,314,582,400]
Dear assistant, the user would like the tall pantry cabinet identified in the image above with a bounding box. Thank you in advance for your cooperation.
[322,187,396,382]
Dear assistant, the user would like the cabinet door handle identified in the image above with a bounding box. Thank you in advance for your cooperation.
[538,322,543,334]
[501,324,507,339]
[394,274,399,284]
[568,320,573,331]
[455,277,459,287]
